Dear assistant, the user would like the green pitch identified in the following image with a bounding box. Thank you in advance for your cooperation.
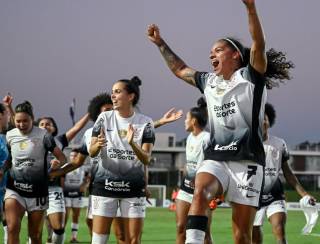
[1,208,319,243]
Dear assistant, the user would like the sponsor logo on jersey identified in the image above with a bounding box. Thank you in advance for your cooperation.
[14,181,33,192]
[104,179,131,192]
[214,101,237,118]
[214,141,238,151]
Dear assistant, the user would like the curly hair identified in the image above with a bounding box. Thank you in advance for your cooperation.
[222,38,295,89]
[264,48,295,89]
[265,103,276,128]
[87,93,112,121]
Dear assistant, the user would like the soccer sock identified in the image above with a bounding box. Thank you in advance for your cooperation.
[52,229,65,244]
[71,222,79,239]
[3,220,8,244]
[91,232,109,244]
[185,215,208,244]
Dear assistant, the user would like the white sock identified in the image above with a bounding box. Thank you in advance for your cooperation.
[52,232,65,244]
[185,229,206,244]
[71,222,79,239]
[3,226,8,244]
[91,232,109,244]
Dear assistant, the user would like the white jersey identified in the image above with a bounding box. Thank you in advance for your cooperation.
[195,64,267,165]
[6,127,56,197]
[181,131,210,194]
[63,166,86,198]
[260,135,289,206]
[91,110,155,197]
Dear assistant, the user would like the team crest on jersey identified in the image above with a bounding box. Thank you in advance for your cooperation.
[271,147,280,159]
[118,129,127,138]
[19,141,28,150]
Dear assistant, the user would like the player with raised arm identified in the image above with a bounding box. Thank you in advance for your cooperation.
[147,0,293,243]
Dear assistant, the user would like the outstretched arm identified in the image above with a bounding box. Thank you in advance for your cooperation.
[243,0,267,74]
[65,113,90,142]
[282,160,316,204]
[153,108,183,129]
[147,24,197,86]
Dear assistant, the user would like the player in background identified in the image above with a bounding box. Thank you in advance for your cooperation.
[252,103,316,244]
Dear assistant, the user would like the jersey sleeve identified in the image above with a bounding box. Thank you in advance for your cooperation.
[241,63,266,85]
[92,114,105,137]
[56,134,69,150]
[43,133,57,152]
[141,122,155,145]
[78,140,89,156]
[282,140,290,162]
[195,72,212,93]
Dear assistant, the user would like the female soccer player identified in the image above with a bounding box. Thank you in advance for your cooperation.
[82,92,182,243]
[175,97,212,244]
[62,148,90,243]
[147,0,294,242]
[89,76,155,244]
[37,113,89,244]
[4,101,67,244]
[252,103,316,244]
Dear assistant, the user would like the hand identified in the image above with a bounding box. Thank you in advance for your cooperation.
[2,93,13,107]
[159,108,183,125]
[126,124,134,145]
[50,159,62,170]
[147,24,163,46]
[308,195,317,206]
[97,127,107,148]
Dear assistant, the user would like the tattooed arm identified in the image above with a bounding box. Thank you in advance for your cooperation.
[147,24,197,87]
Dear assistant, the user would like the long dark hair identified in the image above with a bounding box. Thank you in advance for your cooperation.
[222,38,295,89]
[36,117,59,137]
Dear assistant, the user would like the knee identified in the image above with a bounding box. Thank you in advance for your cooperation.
[29,231,42,241]
[176,221,186,235]
[234,229,251,244]
[272,223,285,240]
[129,237,140,244]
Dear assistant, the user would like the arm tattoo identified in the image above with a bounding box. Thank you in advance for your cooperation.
[159,41,196,85]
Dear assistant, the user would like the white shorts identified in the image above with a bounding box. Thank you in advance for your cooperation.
[65,196,83,208]
[253,200,287,226]
[47,186,66,215]
[176,190,193,204]
[91,195,146,218]
[4,189,48,212]
[197,160,263,207]
[86,195,93,219]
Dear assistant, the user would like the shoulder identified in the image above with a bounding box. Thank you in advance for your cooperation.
[135,113,154,126]
[269,135,287,148]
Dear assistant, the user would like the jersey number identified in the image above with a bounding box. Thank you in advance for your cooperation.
[54,191,63,201]
[247,165,258,181]
[36,197,47,206]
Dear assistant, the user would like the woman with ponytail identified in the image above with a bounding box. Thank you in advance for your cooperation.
[88,76,155,244]
[175,97,212,244]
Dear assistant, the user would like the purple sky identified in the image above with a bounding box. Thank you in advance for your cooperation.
[1,0,319,147]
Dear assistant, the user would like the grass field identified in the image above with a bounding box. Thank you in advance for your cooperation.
[1,207,319,243]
